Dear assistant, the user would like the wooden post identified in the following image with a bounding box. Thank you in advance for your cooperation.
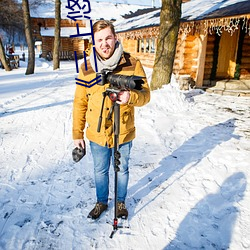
[139,39,142,53]
[144,38,146,54]
[195,32,207,88]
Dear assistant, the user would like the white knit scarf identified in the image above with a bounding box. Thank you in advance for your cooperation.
[90,41,123,73]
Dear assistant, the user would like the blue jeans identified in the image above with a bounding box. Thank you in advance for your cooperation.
[90,141,132,205]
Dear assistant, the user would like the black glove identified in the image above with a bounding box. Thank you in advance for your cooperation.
[72,146,86,162]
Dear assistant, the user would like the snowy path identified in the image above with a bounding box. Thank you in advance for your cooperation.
[0,60,250,249]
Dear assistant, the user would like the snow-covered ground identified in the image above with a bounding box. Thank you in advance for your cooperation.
[0,49,250,250]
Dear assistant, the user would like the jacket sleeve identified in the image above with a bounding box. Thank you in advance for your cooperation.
[128,60,150,107]
[72,68,88,140]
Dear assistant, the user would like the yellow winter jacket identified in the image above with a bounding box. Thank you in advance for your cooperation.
[72,52,150,148]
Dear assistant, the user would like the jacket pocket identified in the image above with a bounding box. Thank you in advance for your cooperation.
[120,106,135,134]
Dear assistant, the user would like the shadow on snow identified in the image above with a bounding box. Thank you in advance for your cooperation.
[0,100,72,117]
[127,118,243,248]
[164,172,247,249]
[128,118,239,213]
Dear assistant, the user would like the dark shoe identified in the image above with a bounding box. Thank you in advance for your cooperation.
[117,202,128,219]
[87,202,108,220]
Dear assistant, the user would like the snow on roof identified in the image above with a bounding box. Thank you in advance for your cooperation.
[114,0,250,33]
[182,0,250,21]
[30,1,151,21]
[40,27,90,38]
[114,8,160,33]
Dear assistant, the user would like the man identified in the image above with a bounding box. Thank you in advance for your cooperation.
[73,20,150,220]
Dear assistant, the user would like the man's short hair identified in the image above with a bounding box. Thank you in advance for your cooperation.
[93,20,116,36]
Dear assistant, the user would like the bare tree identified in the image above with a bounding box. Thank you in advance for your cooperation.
[53,0,61,70]
[0,37,11,71]
[0,0,23,71]
[0,0,24,37]
[151,0,182,90]
[22,0,35,75]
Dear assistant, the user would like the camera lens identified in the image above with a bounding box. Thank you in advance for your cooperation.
[108,92,118,102]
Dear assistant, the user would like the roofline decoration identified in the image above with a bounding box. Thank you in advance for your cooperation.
[117,15,250,40]
[117,26,159,39]
[180,15,250,37]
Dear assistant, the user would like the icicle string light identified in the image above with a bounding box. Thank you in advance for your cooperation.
[117,16,250,40]
[179,16,250,36]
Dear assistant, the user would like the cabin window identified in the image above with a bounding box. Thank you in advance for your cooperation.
[137,38,156,54]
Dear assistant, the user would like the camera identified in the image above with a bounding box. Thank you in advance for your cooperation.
[97,69,144,90]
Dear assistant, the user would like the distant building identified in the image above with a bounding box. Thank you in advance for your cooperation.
[30,2,151,61]
[31,17,88,60]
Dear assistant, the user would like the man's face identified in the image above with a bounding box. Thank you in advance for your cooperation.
[94,27,117,60]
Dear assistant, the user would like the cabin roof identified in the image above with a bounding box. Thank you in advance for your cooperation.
[115,0,250,33]
[182,0,250,21]
[40,27,90,38]
[30,1,151,21]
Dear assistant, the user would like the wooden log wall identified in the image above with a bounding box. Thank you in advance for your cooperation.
[121,39,137,54]
[41,36,87,59]
[173,34,185,75]
[183,35,198,79]
[73,39,88,57]
[120,38,156,68]
[240,35,250,79]
[173,34,199,80]
[134,53,155,68]
[203,34,216,82]
[61,37,74,51]
[41,37,53,58]
[41,37,72,57]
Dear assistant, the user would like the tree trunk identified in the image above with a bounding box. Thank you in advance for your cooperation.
[0,37,11,71]
[151,0,182,90]
[53,0,61,70]
[22,0,35,75]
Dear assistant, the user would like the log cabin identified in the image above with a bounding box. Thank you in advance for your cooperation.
[30,2,152,61]
[31,17,89,60]
[115,0,250,94]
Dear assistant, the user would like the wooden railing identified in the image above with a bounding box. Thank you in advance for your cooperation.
[46,51,74,61]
